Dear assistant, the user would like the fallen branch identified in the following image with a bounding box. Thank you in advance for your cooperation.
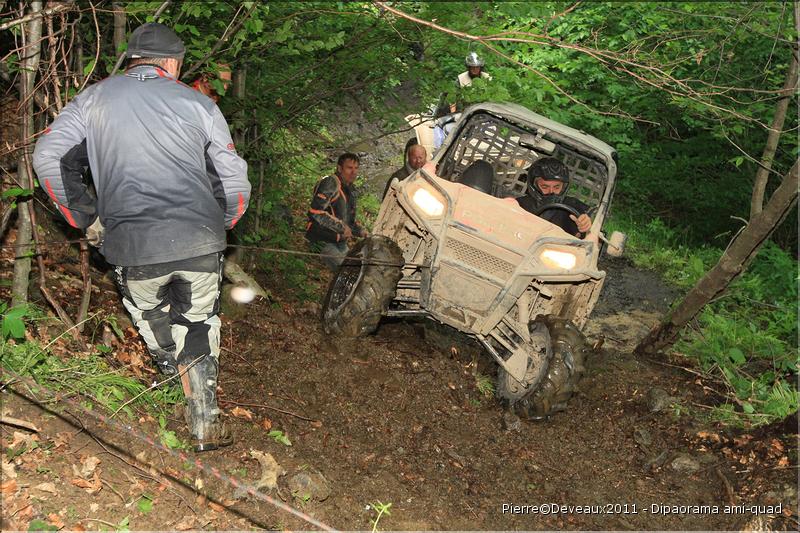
[715,466,737,505]
[76,241,92,332]
[219,399,314,422]
[0,414,40,432]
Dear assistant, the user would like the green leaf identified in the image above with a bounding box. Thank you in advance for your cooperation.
[83,59,96,76]
[115,516,130,532]
[28,519,58,531]
[159,429,183,449]
[728,347,746,365]
[4,305,28,320]
[742,402,755,414]
[137,495,154,514]
[2,315,26,339]
[268,429,292,446]
[1,187,33,199]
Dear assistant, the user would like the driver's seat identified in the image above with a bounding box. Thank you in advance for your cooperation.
[459,160,494,194]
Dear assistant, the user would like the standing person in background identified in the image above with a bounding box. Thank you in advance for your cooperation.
[383,143,428,199]
[306,153,368,270]
[456,51,492,89]
[33,23,251,452]
[449,51,492,113]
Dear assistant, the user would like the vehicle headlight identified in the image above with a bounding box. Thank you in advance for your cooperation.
[539,248,577,270]
[412,187,445,217]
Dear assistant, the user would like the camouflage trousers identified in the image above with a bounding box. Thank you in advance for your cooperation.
[113,253,225,443]
[113,252,223,375]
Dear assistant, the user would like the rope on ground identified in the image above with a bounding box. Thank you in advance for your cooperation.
[0,365,338,532]
[0,238,429,268]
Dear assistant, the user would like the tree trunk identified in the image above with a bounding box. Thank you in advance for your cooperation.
[254,159,265,235]
[11,1,43,307]
[749,4,799,218]
[112,2,126,55]
[635,159,799,355]
[232,66,246,147]
[75,32,84,86]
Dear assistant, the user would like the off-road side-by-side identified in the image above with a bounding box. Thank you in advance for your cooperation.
[323,103,628,422]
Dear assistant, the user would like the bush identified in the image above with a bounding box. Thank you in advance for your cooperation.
[608,213,798,427]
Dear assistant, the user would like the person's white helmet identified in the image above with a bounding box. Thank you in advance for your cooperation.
[465,52,485,68]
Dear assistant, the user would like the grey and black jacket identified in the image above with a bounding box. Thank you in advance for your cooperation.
[33,64,250,266]
[305,173,363,244]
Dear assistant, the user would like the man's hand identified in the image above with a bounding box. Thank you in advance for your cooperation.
[360,228,369,238]
[342,226,353,240]
[85,217,105,247]
[569,213,592,234]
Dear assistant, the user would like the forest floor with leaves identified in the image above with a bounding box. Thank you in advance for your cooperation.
[1,247,797,531]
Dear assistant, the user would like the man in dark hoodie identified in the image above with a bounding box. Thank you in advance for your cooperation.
[33,23,250,452]
[306,153,368,270]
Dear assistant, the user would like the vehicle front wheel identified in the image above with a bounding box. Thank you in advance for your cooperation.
[513,317,588,420]
[496,321,552,403]
[321,236,403,337]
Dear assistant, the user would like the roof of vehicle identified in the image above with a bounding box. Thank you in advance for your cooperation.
[462,102,617,165]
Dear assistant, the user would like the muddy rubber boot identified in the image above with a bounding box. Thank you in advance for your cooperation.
[150,348,178,377]
[179,355,233,452]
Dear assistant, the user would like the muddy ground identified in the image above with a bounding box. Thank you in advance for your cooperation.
[1,251,797,531]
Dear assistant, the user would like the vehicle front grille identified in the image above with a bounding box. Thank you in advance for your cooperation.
[443,238,516,280]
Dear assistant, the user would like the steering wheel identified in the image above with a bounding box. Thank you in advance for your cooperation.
[534,202,581,219]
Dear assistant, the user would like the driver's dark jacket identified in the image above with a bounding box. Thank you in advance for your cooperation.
[517,195,589,236]
[305,173,363,243]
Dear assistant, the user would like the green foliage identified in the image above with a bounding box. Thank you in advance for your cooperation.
[268,429,292,446]
[27,519,58,532]
[0,338,181,422]
[475,374,495,398]
[610,214,798,427]
[114,516,130,533]
[2,187,33,202]
[368,500,392,533]
[137,494,154,514]
[1,302,29,340]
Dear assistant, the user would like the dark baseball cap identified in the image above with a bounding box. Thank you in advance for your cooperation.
[126,23,185,59]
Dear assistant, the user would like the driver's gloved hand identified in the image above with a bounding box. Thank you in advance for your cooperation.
[570,213,592,234]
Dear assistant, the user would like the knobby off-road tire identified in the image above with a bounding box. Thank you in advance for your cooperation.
[513,316,588,420]
[496,321,552,403]
[322,236,403,337]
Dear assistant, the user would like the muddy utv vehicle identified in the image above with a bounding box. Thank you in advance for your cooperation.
[322,102,620,419]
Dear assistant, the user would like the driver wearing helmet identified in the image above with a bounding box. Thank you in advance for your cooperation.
[518,157,592,237]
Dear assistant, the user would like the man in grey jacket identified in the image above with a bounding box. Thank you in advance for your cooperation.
[33,23,250,452]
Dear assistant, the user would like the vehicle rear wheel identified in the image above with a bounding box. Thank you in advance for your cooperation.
[322,236,403,337]
[513,317,587,420]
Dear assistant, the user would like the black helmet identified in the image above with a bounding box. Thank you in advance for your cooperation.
[526,157,570,204]
[126,23,185,59]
